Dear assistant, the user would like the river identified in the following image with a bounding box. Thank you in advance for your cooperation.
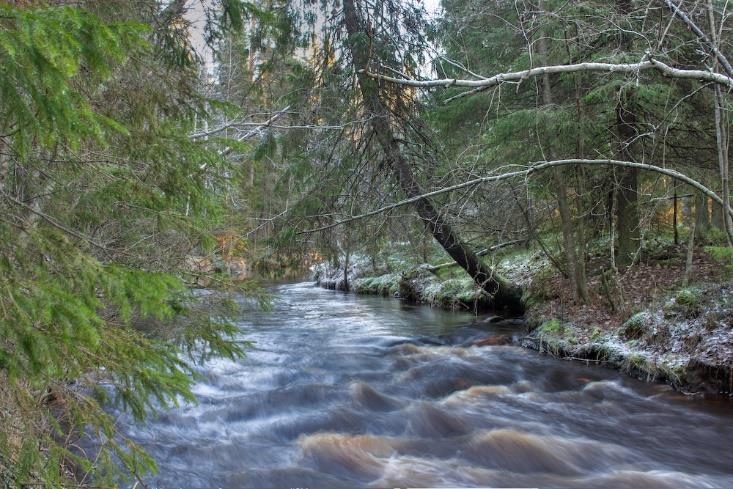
[123,282,733,488]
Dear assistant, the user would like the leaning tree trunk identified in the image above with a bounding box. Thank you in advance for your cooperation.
[341,0,523,313]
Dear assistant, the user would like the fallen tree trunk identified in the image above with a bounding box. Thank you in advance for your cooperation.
[426,239,527,273]
[341,0,523,313]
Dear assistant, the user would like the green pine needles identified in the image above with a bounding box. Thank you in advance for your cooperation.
[0,4,145,155]
[0,2,254,486]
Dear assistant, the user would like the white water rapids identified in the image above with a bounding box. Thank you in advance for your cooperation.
[120,282,733,488]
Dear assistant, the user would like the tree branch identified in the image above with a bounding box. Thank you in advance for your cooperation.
[190,117,370,139]
[362,58,733,99]
[201,106,291,158]
[299,159,732,233]
[1,190,111,252]
[662,0,733,78]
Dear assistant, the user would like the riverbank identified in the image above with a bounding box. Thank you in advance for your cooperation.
[312,245,733,396]
[119,282,733,489]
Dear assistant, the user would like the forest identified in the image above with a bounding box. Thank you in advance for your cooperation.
[1,0,733,488]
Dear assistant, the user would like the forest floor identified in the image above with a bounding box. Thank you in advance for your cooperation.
[312,241,733,395]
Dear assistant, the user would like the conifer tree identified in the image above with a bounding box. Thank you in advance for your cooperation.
[0,1,270,485]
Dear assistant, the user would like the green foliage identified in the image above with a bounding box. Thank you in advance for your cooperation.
[705,246,733,275]
[425,277,483,305]
[539,319,565,336]
[0,3,258,487]
[705,228,731,246]
[0,4,146,155]
[353,273,402,296]
[521,264,559,309]
[673,287,704,317]
[536,319,579,346]
[254,131,278,161]
[590,327,603,342]
[623,353,656,380]
[620,312,652,340]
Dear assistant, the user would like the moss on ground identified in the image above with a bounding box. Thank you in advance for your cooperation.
[525,283,733,395]
[423,277,485,308]
[620,312,652,340]
[315,241,733,395]
[671,287,704,317]
[352,273,401,296]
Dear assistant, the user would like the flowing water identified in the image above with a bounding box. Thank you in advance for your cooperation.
[124,282,733,488]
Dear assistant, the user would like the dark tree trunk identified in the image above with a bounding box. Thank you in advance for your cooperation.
[615,155,640,265]
[615,0,641,266]
[343,249,350,292]
[712,194,724,229]
[673,187,679,244]
[537,6,587,303]
[695,191,710,236]
[615,91,640,266]
[341,0,523,313]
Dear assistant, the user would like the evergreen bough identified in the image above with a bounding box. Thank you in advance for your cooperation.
[0,3,259,486]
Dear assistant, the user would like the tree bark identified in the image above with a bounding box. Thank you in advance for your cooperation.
[713,86,733,246]
[707,0,733,246]
[573,59,591,303]
[536,15,585,303]
[712,194,724,229]
[364,59,733,93]
[615,157,640,266]
[615,94,641,265]
[684,220,697,286]
[695,190,710,236]
[573,170,590,301]
[673,185,679,244]
[427,239,526,273]
[614,0,641,267]
[341,0,523,313]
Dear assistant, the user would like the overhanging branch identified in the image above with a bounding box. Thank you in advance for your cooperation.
[299,159,732,234]
[362,58,733,99]
[662,0,733,79]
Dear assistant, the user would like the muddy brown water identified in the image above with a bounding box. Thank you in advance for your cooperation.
[123,282,733,488]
